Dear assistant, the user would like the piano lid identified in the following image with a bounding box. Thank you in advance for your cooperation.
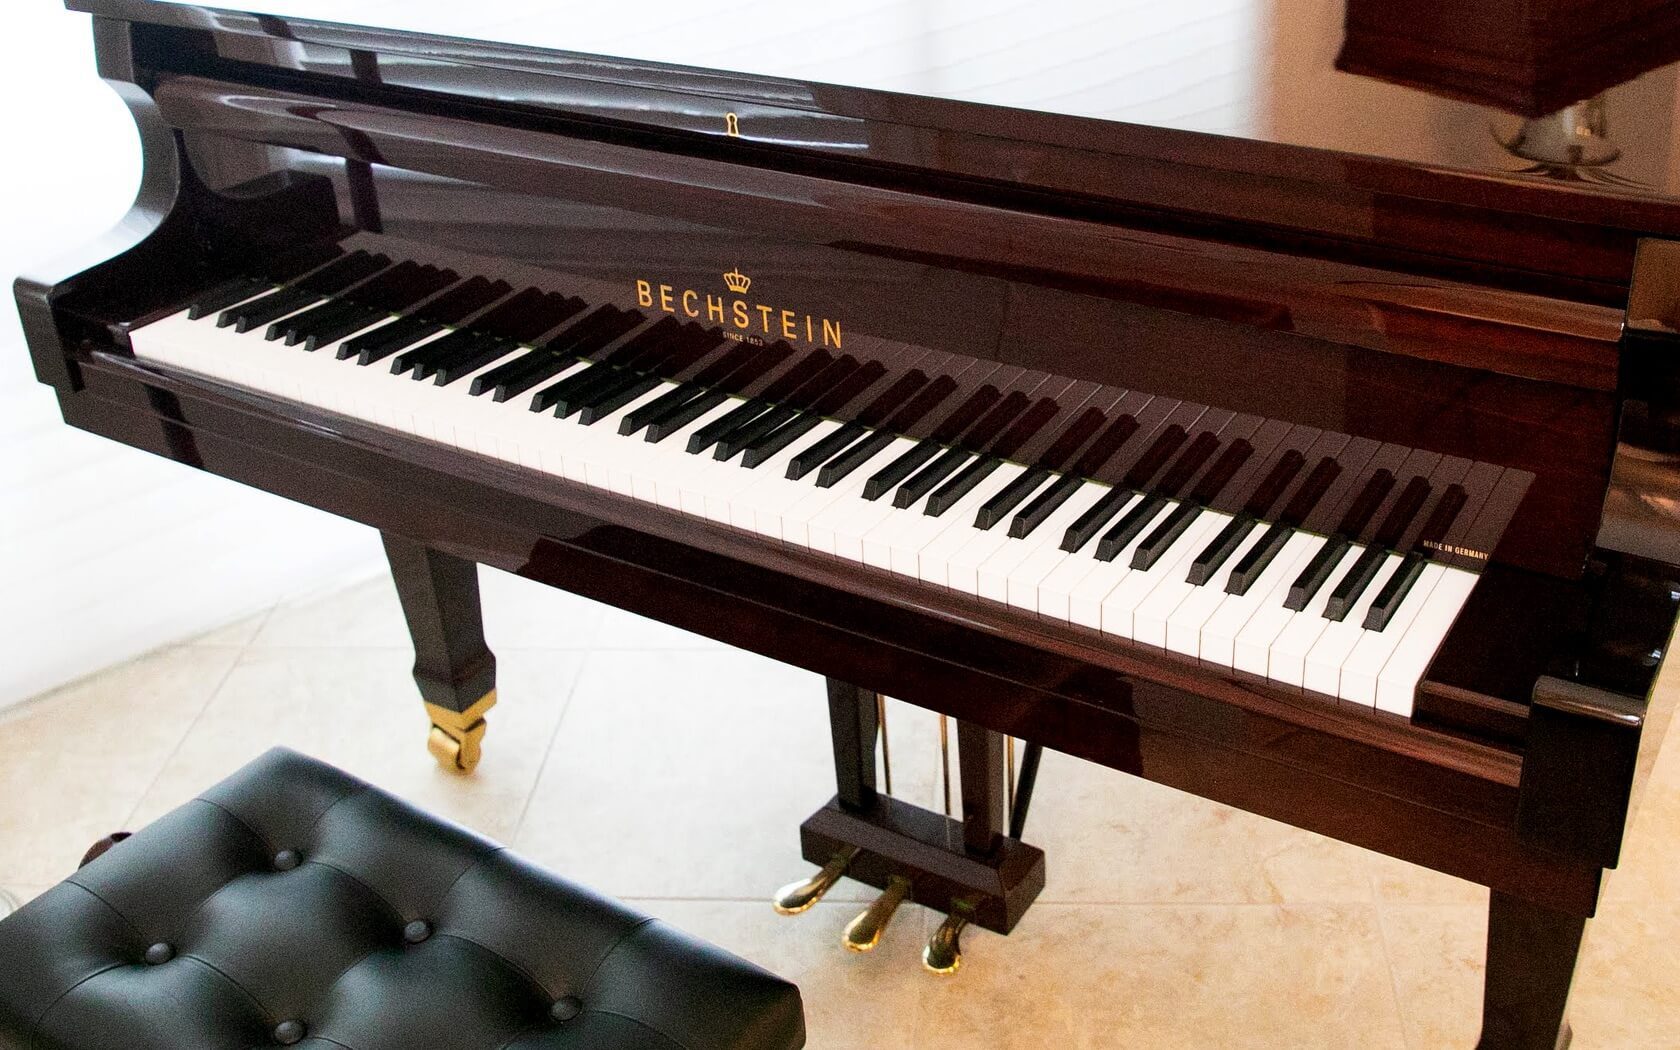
[125,0,1680,200]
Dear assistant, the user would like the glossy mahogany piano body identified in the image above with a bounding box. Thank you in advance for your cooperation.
[18,3,1680,1046]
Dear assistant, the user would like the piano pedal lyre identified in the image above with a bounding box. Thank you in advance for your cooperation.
[842,875,912,953]
[423,691,496,775]
[923,900,975,975]
[772,847,860,915]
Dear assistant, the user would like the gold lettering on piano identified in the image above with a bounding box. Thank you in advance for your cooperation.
[634,268,843,349]
[1422,540,1489,560]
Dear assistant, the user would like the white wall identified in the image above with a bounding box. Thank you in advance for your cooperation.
[0,3,384,708]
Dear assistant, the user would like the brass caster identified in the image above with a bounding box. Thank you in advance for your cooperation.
[842,876,911,953]
[424,691,496,775]
[773,849,859,915]
[923,911,970,975]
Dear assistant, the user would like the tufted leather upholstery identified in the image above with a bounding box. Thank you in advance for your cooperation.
[0,748,805,1050]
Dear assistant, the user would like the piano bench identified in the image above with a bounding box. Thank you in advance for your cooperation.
[0,747,806,1050]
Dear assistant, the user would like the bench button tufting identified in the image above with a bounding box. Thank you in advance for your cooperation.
[273,1020,306,1045]
[273,849,301,871]
[550,996,583,1022]
[143,943,174,965]
[403,920,432,944]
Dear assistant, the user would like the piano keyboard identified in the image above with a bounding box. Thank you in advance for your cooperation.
[129,246,1518,718]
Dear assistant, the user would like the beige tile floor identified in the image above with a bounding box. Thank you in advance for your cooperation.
[4,567,1679,1048]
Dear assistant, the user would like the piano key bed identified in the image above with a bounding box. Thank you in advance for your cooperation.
[126,234,1525,721]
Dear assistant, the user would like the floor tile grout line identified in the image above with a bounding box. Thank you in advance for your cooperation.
[1369,875,1420,1050]
[507,649,593,845]
[117,637,250,830]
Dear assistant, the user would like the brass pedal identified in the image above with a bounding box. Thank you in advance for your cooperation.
[772,848,859,915]
[923,907,972,975]
[842,875,911,953]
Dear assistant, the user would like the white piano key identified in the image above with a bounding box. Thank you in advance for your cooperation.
[1036,491,1143,622]
[873,463,1028,578]
[803,438,920,556]
[1126,510,1233,646]
[1374,567,1480,717]
[1163,523,1270,657]
[1253,544,1364,684]
[1199,532,1320,668]
[1338,562,1449,705]
[1302,551,1404,696]
[974,479,1095,605]
[1003,482,1111,611]
[1067,500,1173,630]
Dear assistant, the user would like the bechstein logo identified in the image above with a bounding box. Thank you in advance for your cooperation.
[635,268,842,349]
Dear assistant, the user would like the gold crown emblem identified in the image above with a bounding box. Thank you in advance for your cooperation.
[722,267,751,294]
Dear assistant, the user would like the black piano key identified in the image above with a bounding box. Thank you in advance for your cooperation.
[295,250,392,294]
[1415,484,1470,555]
[619,341,780,438]
[414,275,514,325]
[1069,414,1140,478]
[1061,487,1134,552]
[552,365,641,418]
[688,400,773,454]
[1155,431,1221,497]
[349,317,445,365]
[893,447,973,509]
[854,369,931,428]
[863,439,943,501]
[1120,424,1189,488]
[879,374,957,434]
[646,390,729,443]
[955,390,1031,451]
[533,317,677,413]
[819,430,898,488]
[1035,407,1108,472]
[928,385,1003,444]
[579,374,664,425]
[925,457,1001,517]
[474,288,577,344]
[489,309,642,400]
[221,286,318,332]
[1188,440,1252,504]
[977,468,1050,531]
[395,329,480,379]
[1241,450,1307,517]
[1371,475,1431,550]
[1285,536,1352,611]
[1363,554,1429,631]
[348,261,460,312]
[1224,522,1292,595]
[188,276,268,320]
[1188,516,1257,585]
[301,305,387,352]
[742,413,824,469]
[1323,544,1389,622]
[786,421,868,480]
[983,396,1058,459]
[1334,470,1396,538]
[804,359,888,417]
[1279,456,1342,526]
[753,348,837,404]
[342,277,513,363]
[1009,474,1080,538]
[1095,494,1165,561]
[267,297,358,343]
[1131,501,1200,570]
[434,337,521,386]
[716,404,802,461]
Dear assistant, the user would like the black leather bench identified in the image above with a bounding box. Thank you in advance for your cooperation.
[0,748,805,1050]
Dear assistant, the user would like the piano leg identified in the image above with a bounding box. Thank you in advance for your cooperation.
[826,677,881,811]
[382,533,498,774]
[1477,890,1586,1050]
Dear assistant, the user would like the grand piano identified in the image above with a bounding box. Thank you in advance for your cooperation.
[18,2,1680,1046]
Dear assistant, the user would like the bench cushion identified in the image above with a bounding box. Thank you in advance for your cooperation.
[0,748,805,1050]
